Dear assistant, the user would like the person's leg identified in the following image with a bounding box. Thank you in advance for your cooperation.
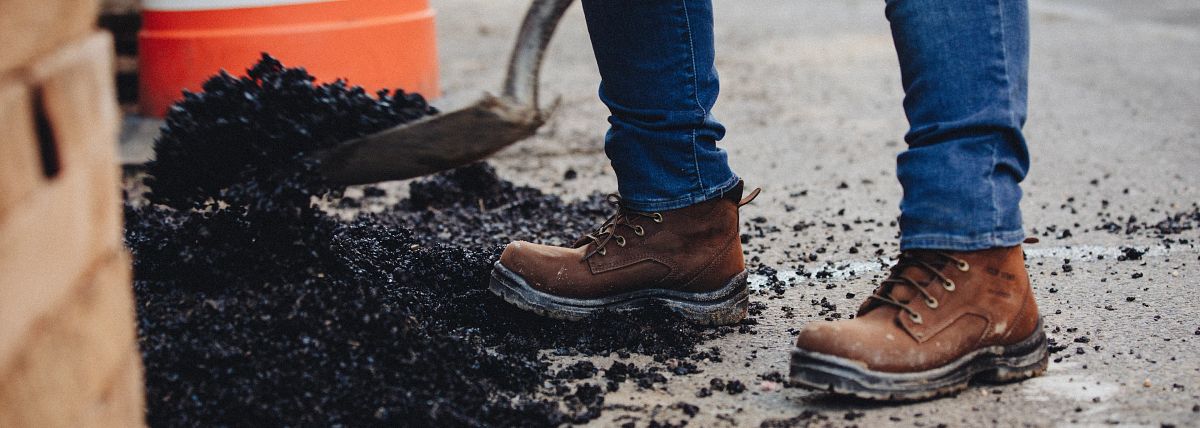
[580,0,739,212]
[490,0,754,326]
[889,0,1030,250]
[789,0,1045,400]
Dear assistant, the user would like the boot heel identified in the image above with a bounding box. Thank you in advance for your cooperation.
[976,323,1050,384]
[665,271,749,326]
[977,353,1048,383]
[674,293,748,326]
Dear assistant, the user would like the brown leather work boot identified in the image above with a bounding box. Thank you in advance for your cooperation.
[789,244,1048,400]
[489,182,760,325]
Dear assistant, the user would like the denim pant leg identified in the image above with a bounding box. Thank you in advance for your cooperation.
[580,0,739,212]
[885,0,1032,251]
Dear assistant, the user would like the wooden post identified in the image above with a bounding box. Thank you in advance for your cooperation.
[0,26,145,428]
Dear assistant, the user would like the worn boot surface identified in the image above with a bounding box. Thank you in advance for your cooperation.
[489,182,759,325]
[789,245,1048,400]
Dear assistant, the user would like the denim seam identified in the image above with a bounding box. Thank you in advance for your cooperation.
[679,1,707,116]
[989,125,1001,242]
[996,0,1020,129]
[621,175,740,212]
[992,0,1012,244]
[691,129,706,193]
[680,0,708,194]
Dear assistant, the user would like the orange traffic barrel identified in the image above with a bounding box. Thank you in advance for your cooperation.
[138,0,439,117]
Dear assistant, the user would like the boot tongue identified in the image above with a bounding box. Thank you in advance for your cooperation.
[869,251,946,308]
[572,222,615,249]
[721,180,745,203]
[573,196,627,248]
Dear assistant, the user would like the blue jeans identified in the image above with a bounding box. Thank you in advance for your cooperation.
[580,0,1030,251]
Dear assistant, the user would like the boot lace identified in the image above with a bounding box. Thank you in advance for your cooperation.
[867,251,970,324]
[577,194,662,261]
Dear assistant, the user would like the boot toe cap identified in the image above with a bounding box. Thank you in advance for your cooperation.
[793,320,916,372]
[498,240,533,274]
[499,240,572,276]
[497,240,588,296]
[794,321,854,355]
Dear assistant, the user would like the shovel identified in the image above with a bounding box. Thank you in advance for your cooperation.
[316,0,576,185]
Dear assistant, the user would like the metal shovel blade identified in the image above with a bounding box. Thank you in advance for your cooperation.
[317,0,575,185]
[319,94,542,184]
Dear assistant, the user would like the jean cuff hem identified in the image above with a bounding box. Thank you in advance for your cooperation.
[620,175,741,212]
[899,229,1025,252]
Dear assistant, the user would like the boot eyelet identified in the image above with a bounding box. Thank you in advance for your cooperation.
[909,312,923,324]
[925,297,939,309]
[957,261,970,271]
[616,236,626,247]
[651,213,664,223]
[598,248,607,256]
[942,279,955,291]
[634,226,645,236]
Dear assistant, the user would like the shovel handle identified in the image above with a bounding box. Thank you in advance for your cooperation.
[502,0,576,110]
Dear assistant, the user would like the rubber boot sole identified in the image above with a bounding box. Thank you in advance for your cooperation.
[788,319,1049,401]
[488,262,749,326]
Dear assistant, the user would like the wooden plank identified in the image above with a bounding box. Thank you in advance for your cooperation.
[44,33,122,269]
[0,32,121,370]
[27,32,119,173]
[0,0,100,74]
[0,80,42,220]
[0,141,99,366]
[0,252,140,428]
[80,350,146,428]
